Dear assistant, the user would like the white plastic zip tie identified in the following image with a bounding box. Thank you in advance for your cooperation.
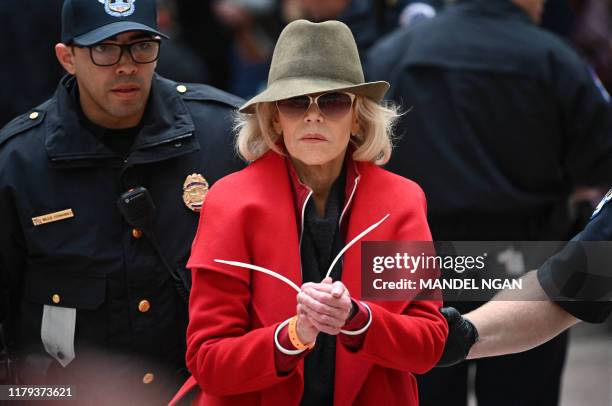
[214,259,301,293]
[214,213,390,289]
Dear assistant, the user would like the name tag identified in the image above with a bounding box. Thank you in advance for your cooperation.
[32,209,75,226]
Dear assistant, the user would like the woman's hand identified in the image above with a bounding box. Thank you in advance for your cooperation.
[297,277,353,335]
[295,304,319,345]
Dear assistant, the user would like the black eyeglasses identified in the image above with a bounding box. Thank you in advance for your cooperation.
[78,39,161,67]
[276,92,355,120]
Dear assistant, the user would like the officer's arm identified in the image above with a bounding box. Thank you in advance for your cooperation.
[439,203,612,366]
[464,271,580,360]
[465,200,612,359]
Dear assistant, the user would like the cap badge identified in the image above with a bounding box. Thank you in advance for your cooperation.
[98,0,136,18]
[183,173,209,213]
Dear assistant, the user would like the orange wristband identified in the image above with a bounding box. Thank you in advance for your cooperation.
[288,316,315,350]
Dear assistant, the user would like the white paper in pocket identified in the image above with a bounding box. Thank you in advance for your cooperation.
[41,305,76,367]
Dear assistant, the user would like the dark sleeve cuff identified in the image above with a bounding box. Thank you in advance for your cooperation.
[537,239,612,323]
[273,323,311,375]
[339,300,371,351]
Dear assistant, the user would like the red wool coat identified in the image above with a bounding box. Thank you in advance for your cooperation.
[171,151,448,406]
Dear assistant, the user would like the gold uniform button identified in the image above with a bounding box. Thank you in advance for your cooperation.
[176,85,187,94]
[29,112,39,120]
[142,372,154,384]
[52,294,61,304]
[131,228,143,239]
[138,300,151,313]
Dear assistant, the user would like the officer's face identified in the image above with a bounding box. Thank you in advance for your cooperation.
[55,31,157,129]
[298,0,351,20]
[273,92,359,169]
[512,0,547,23]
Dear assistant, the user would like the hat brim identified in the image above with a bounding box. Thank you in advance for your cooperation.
[238,77,390,114]
[73,21,169,46]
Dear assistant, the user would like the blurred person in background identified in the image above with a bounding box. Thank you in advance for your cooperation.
[366,0,612,405]
[171,0,446,98]
[285,0,444,57]
[208,0,444,99]
[212,0,282,98]
[173,1,234,89]
[570,0,612,93]
[155,0,210,84]
[0,0,64,128]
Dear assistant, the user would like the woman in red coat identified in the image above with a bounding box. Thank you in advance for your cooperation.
[171,19,448,406]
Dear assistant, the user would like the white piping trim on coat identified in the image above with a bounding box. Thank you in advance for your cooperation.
[340,301,372,335]
[324,213,390,280]
[299,190,313,282]
[339,174,360,227]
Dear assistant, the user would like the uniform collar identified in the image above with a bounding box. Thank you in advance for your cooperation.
[45,74,196,163]
[455,0,533,23]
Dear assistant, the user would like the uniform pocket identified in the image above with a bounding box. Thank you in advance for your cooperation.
[23,269,106,310]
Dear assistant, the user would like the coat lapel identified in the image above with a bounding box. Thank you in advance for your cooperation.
[249,153,303,326]
[334,163,410,405]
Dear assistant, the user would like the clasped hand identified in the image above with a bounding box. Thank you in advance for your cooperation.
[295,277,354,344]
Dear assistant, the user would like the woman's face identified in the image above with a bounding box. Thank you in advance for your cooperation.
[273,92,360,167]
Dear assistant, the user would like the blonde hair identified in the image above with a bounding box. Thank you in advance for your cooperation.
[235,96,401,165]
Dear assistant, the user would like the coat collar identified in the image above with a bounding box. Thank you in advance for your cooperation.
[248,151,389,304]
[246,151,367,326]
[286,149,362,236]
[45,74,197,164]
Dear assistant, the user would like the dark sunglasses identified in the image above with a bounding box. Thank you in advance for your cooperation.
[276,92,355,120]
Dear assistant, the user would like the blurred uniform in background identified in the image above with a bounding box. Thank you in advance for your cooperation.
[366,0,612,405]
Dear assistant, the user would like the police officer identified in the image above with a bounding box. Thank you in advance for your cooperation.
[0,0,244,404]
[438,193,612,365]
[366,0,612,405]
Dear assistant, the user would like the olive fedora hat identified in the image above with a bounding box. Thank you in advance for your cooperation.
[238,19,389,114]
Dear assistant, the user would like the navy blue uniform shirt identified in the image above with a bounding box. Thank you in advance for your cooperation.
[0,74,244,404]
